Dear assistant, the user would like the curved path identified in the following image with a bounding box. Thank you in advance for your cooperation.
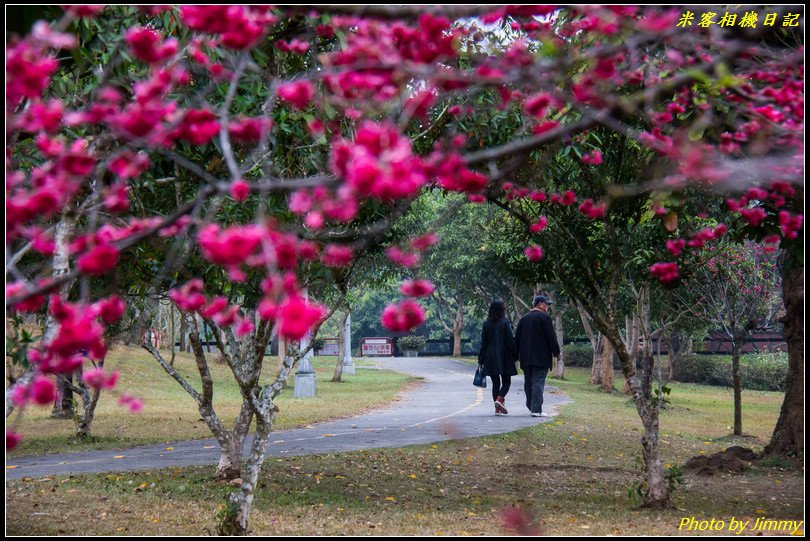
[6,357,571,480]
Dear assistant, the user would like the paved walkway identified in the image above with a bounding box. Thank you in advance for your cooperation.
[6,357,571,480]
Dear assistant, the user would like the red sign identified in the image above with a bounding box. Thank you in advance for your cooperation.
[360,337,392,356]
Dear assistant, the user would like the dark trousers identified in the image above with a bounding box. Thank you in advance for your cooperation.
[523,366,549,413]
[490,375,512,402]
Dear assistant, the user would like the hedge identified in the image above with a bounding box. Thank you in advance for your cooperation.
[672,353,788,392]
[563,345,787,391]
[564,343,594,367]
[563,343,620,369]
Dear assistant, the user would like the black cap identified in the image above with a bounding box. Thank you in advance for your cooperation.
[533,295,554,306]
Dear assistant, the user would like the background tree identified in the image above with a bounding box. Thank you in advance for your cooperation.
[680,241,782,435]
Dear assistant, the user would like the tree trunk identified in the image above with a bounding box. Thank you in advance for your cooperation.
[179,312,188,352]
[640,403,668,508]
[552,309,565,379]
[218,421,272,535]
[51,374,75,419]
[763,260,803,458]
[74,365,102,438]
[452,296,463,357]
[48,215,76,419]
[332,309,350,382]
[601,338,614,393]
[216,433,244,481]
[732,338,743,436]
[600,322,669,508]
[590,335,603,385]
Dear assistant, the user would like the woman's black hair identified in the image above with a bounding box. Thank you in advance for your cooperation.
[487,299,506,321]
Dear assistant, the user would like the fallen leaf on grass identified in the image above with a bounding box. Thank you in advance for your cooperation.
[164,447,174,451]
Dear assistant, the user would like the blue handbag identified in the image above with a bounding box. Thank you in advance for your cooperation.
[473,364,487,388]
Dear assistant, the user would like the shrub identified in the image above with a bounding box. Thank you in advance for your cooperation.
[672,353,787,391]
[564,343,594,367]
[311,337,326,352]
[397,335,427,351]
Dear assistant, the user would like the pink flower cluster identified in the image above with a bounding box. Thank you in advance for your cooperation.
[778,211,803,240]
[82,367,120,390]
[578,199,607,219]
[331,121,427,202]
[278,80,315,110]
[125,27,178,64]
[288,186,359,226]
[581,150,603,165]
[228,117,273,143]
[433,155,488,193]
[649,262,679,284]
[400,279,435,297]
[524,245,544,261]
[381,299,425,332]
[277,294,327,340]
[179,6,277,50]
[6,39,60,108]
[322,244,354,267]
[10,375,56,408]
[198,224,262,277]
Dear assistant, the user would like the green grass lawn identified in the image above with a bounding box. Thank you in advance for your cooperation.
[6,367,801,536]
[7,345,415,456]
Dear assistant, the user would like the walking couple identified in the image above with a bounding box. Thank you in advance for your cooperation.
[476,295,560,417]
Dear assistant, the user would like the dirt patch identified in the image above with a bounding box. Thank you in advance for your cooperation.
[684,446,758,476]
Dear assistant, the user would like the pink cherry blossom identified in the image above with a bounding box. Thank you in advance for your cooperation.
[95,295,126,324]
[198,224,262,268]
[380,300,425,332]
[386,246,421,268]
[77,244,120,276]
[650,262,679,284]
[173,108,220,145]
[119,394,143,413]
[434,155,487,193]
[235,317,255,337]
[530,216,548,233]
[108,151,150,179]
[6,430,23,451]
[578,199,607,219]
[665,239,686,256]
[230,179,251,202]
[332,121,427,201]
[278,80,315,110]
[125,27,178,64]
[559,190,577,206]
[410,232,440,252]
[228,117,272,142]
[582,150,603,165]
[201,296,229,318]
[258,298,279,321]
[169,279,207,312]
[524,245,544,261]
[82,368,119,390]
[322,244,354,267]
[278,295,326,340]
[400,279,435,297]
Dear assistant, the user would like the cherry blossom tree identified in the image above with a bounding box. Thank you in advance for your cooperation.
[679,241,782,436]
[7,4,803,530]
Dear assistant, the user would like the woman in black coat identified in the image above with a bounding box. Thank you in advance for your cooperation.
[477,299,518,414]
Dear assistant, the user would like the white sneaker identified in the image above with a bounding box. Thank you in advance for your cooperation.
[531,412,550,417]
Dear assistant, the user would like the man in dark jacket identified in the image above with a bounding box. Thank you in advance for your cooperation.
[514,295,561,417]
